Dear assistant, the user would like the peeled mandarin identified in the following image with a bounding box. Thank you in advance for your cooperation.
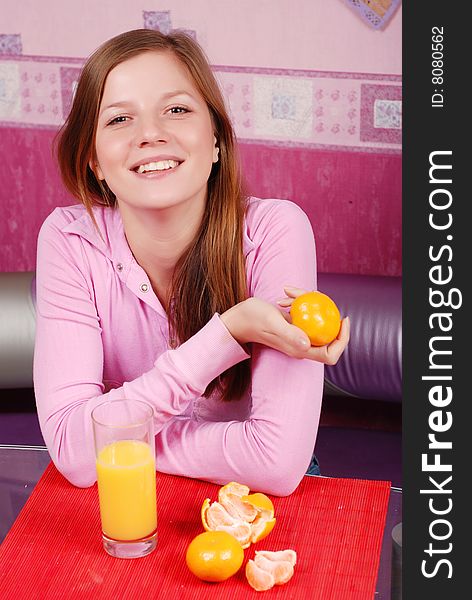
[201,482,276,548]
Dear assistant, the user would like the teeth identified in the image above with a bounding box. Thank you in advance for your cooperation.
[137,160,179,173]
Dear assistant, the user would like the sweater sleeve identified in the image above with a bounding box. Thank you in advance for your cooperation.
[33,214,249,488]
[154,200,324,496]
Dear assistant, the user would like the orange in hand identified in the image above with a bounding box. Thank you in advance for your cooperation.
[185,530,244,582]
[290,291,341,347]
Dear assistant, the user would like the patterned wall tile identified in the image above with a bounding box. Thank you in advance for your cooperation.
[142,10,196,38]
[177,29,197,40]
[253,75,312,140]
[215,71,253,137]
[0,34,22,56]
[0,62,21,120]
[360,83,402,143]
[374,99,401,129]
[312,79,361,147]
[19,62,62,125]
[272,94,297,120]
[143,10,172,33]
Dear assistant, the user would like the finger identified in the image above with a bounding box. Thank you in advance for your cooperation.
[281,322,311,352]
[336,316,351,344]
[302,317,351,365]
[280,310,292,323]
[319,319,350,364]
[283,286,309,299]
[303,344,342,365]
[264,319,311,356]
[276,297,294,308]
[324,338,347,365]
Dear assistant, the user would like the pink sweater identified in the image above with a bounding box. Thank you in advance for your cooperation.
[34,197,323,495]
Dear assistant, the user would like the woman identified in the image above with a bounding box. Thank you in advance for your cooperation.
[33,29,349,495]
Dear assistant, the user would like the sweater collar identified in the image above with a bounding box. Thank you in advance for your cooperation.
[61,203,256,260]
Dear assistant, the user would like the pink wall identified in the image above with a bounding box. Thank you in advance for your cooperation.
[2,0,401,73]
[241,144,401,276]
[0,1,402,276]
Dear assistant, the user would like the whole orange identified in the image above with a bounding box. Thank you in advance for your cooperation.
[290,291,341,346]
[185,530,244,582]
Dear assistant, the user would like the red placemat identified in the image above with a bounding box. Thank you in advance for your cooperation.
[0,464,390,599]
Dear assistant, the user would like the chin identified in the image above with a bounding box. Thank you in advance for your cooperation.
[122,196,194,212]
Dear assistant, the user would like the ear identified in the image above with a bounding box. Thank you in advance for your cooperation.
[212,136,219,164]
[89,159,105,181]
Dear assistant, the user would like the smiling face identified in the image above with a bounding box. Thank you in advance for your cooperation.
[93,50,219,214]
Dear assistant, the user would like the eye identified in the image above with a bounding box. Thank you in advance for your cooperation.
[168,106,189,115]
[106,115,129,126]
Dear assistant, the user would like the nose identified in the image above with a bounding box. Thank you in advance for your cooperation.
[136,116,168,147]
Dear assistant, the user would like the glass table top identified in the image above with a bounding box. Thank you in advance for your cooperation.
[0,444,401,598]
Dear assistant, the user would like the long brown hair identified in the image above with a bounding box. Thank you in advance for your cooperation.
[55,29,250,401]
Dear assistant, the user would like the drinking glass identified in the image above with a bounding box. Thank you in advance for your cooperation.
[91,399,157,558]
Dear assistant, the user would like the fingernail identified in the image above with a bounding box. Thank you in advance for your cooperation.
[298,338,310,348]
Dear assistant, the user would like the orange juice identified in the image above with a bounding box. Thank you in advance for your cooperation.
[96,439,157,541]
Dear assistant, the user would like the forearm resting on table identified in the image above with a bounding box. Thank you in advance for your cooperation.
[155,414,319,497]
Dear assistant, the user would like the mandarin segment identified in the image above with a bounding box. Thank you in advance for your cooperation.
[255,549,297,566]
[218,481,251,499]
[254,554,294,585]
[214,522,252,549]
[221,492,258,522]
[204,500,236,529]
[246,559,276,591]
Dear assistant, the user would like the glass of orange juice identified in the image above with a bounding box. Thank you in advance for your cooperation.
[91,399,157,559]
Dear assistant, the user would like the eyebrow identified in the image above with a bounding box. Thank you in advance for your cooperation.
[99,90,197,115]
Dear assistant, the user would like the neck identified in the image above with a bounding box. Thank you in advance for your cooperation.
[118,200,206,307]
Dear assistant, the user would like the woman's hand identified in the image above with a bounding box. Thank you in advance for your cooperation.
[220,286,350,365]
[277,286,350,365]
